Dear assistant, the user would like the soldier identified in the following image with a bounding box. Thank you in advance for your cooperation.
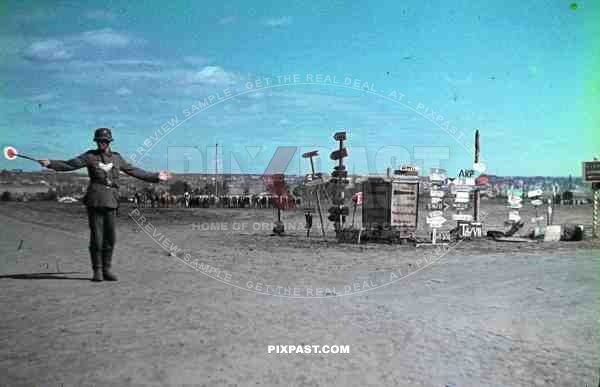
[39,128,173,282]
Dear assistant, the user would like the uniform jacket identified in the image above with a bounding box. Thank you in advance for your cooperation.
[48,149,159,208]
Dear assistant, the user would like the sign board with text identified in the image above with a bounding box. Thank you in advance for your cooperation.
[582,161,600,183]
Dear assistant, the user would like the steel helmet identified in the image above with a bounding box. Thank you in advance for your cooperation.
[93,128,113,142]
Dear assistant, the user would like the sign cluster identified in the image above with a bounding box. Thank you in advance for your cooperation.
[426,168,448,243]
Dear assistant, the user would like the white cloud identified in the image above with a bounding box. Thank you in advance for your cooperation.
[116,87,132,96]
[263,17,291,27]
[105,59,163,67]
[85,10,117,21]
[23,39,72,62]
[183,66,239,84]
[77,28,131,47]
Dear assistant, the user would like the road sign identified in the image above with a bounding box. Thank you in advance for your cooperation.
[429,202,448,211]
[508,195,522,205]
[531,199,543,206]
[453,202,470,209]
[473,162,486,173]
[527,189,543,198]
[428,211,444,218]
[509,211,521,222]
[426,216,446,227]
[475,175,489,186]
[531,216,545,223]
[430,190,445,198]
[509,203,523,209]
[302,150,319,158]
[455,191,470,200]
[456,177,476,186]
[333,131,347,141]
[582,161,600,182]
[330,148,348,160]
[429,168,447,182]
[452,214,473,221]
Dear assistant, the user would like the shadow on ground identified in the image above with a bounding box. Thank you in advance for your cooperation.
[0,272,87,280]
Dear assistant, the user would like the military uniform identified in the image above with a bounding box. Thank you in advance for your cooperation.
[47,128,160,281]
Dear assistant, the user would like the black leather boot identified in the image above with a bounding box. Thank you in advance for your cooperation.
[90,251,103,282]
[102,254,118,281]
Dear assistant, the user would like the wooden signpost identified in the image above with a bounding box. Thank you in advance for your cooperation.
[428,168,447,244]
[302,150,326,238]
[329,131,349,235]
[582,160,600,238]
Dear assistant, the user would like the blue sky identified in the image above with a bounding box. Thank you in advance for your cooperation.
[0,0,593,177]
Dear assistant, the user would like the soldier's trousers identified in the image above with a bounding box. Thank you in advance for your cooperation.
[86,207,116,269]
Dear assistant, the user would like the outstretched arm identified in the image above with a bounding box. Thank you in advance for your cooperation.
[41,152,89,171]
[119,154,166,183]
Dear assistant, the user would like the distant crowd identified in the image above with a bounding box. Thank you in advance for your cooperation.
[132,192,301,209]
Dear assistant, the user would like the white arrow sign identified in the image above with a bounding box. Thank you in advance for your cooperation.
[452,214,473,222]
[508,195,522,205]
[509,211,521,222]
[531,199,543,206]
[527,189,543,198]
[428,211,444,218]
[473,162,486,173]
[430,190,445,198]
[426,217,446,227]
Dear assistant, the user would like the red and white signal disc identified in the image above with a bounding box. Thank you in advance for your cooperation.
[3,146,17,160]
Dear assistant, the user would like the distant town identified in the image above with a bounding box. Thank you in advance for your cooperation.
[0,168,592,203]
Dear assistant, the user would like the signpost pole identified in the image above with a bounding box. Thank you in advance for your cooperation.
[473,129,480,222]
[307,152,326,237]
[594,185,599,238]
[582,160,600,239]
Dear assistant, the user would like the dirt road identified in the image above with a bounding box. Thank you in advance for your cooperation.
[0,202,598,386]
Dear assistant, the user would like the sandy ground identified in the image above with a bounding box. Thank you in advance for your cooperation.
[0,201,599,386]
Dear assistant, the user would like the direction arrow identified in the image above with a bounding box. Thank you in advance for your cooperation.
[302,150,319,158]
[508,211,521,222]
[531,199,543,206]
[508,196,523,205]
[330,148,348,160]
[428,211,444,218]
[430,190,445,198]
[527,189,543,198]
[452,214,473,222]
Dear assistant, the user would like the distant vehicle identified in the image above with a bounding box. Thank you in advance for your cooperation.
[58,196,78,203]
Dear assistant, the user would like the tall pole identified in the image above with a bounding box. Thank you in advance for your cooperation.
[215,143,218,197]
[473,129,480,222]
[594,184,600,238]
[303,151,326,237]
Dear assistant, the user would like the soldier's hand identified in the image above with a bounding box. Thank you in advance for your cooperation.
[39,159,50,167]
[158,171,173,181]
